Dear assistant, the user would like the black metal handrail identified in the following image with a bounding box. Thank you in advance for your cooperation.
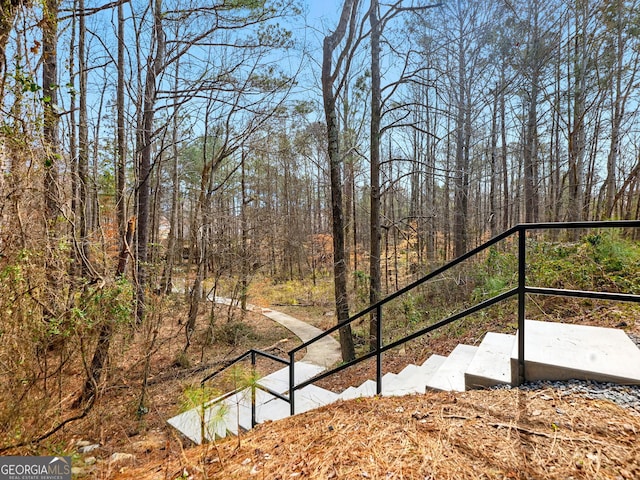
[287,221,640,415]
[201,221,640,427]
[200,348,290,430]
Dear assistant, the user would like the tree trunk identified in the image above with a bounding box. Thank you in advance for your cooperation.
[42,0,59,224]
[135,0,165,322]
[453,33,468,258]
[116,0,127,241]
[321,0,360,363]
[161,60,181,294]
[77,217,135,405]
[369,0,381,351]
[78,0,91,277]
[489,86,498,237]
[567,1,587,223]
[500,71,510,231]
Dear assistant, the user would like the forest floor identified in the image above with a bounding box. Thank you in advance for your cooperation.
[2,283,639,479]
[115,388,640,480]
[57,293,639,479]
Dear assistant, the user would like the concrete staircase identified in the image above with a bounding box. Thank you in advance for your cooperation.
[168,320,640,444]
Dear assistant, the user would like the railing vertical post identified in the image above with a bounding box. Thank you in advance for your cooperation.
[376,304,382,395]
[518,227,526,385]
[251,350,257,428]
[289,351,295,416]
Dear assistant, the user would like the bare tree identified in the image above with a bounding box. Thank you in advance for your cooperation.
[135,0,165,322]
[322,0,363,362]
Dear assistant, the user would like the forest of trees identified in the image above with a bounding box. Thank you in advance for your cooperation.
[1,0,640,427]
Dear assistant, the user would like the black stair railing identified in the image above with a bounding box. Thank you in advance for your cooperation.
[201,221,640,427]
[200,349,289,430]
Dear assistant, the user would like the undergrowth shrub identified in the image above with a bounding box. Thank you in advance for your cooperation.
[472,246,518,302]
[0,238,136,449]
[382,232,639,351]
[528,233,640,292]
[215,321,256,346]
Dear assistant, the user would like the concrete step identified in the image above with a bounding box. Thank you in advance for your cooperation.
[379,356,449,397]
[258,362,325,393]
[383,365,425,396]
[170,319,640,445]
[418,354,447,380]
[339,379,377,400]
[293,384,340,412]
[337,386,358,400]
[465,332,516,389]
[511,319,640,385]
[235,384,339,430]
[167,362,326,444]
[166,402,224,444]
[356,379,377,397]
[398,363,420,376]
[425,344,479,392]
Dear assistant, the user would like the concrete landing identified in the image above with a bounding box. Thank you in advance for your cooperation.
[465,332,515,389]
[511,319,640,385]
[234,384,339,430]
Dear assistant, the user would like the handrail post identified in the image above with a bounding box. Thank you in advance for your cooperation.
[289,351,295,416]
[251,350,256,428]
[518,227,526,385]
[376,304,382,395]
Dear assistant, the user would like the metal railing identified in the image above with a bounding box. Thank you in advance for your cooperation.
[200,349,289,429]
[202,221,640,424]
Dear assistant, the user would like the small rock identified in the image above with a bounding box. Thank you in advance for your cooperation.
[71,466,86,476]
[78,444,100,454]
[242,458,252,465]
[531,410,542,416]
[110,452,135,465]
[84,457,97,465]
[131,434,165,453]
[76,440,93,448]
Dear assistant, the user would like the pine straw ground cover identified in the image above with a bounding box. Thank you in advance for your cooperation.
[114,388,639,480]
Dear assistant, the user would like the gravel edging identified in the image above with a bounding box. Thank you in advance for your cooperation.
[490,331,640,413]
[493,379,640,413]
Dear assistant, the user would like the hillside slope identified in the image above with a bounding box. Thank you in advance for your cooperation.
[113,388,639,480]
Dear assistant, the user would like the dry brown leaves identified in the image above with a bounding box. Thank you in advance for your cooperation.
[114,388,640,480]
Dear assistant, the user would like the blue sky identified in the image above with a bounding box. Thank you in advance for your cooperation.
[305,0,343,29]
